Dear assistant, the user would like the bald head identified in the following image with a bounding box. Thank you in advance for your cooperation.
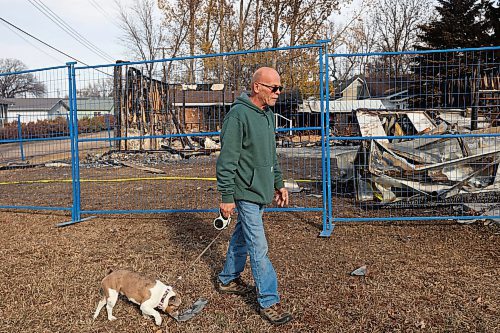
[251,67,280,87]
[249,67,282,109]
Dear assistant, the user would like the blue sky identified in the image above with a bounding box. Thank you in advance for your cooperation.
[0,0,142,69]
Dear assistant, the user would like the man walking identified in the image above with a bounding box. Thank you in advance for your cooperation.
[216,66,293,325]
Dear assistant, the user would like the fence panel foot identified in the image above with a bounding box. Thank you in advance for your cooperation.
[56,216,97,227]
[319,223,335,237]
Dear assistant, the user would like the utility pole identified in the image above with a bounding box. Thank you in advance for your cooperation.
[154,47,169,83]
[153,47,172,87]
[162,47,166,83]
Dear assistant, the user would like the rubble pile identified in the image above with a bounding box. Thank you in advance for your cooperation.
[82,151,183,168]
[333,109,500,220]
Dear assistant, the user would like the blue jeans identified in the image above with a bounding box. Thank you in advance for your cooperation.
[218,200,280,308]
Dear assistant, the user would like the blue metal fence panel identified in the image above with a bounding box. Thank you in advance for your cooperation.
[0,66,73,211]
[326,47,500,224]
[3,44,498,235]
[70,44,328,226]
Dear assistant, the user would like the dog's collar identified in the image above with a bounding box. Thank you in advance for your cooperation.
[157,286,175,310]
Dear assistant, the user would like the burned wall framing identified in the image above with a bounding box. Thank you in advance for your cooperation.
[113,64,192,151]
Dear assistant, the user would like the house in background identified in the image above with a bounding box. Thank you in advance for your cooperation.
[65,97,114,119]
[333,76,371,101]
[364,76,411,110]
[290,75,411,130]
[2,98,114,123]
[3,98,69,123]
[334,75,410,109]
[171,84,242,132]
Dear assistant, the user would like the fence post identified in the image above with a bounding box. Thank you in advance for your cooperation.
[317,41,330,237]
[57,63,96,227]
[17,114,25,161]
[323,41,333,235]
[471,58,481,130]
[67,62,81,223]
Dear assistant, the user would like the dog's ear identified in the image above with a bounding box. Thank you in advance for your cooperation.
[164,294,181,316]
[168,292,182,307]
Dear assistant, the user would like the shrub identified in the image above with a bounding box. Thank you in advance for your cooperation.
[0,115,115,141]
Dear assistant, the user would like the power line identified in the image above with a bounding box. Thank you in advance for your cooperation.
[32,0,116,62]
[0,16,112,76]
[28,0,115,63]
[0,18,65,64]
[0,17,88,65]
[88,0,121,29]
[28,0,115,62]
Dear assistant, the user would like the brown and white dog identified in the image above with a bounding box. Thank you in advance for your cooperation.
[93,270,182,326]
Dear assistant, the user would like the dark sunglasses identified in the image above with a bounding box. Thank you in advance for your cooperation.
[257,82,284,93]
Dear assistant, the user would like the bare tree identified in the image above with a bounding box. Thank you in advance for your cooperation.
[372,0,431,52]
[117,0,165,77]
[158,0,189,79]
[369,0,433,73]
[237,0,253,50]
[78,78,114,97]
[253,0,262,48]
[329,14,378,82]
[259,0,343,49]
[0,58,46,98]
[158,0,202,82]
[285,0,340,46]
[201,0,216,52]
[155,0,354,88]
[261,0,288,48]
[188,0,203,81]
[328,0,432,81]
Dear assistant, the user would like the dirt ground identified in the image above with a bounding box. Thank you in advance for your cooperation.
[1,213,499,332]
[0,161,499,333]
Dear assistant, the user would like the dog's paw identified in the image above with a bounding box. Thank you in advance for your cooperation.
[108,315,117,321]
[154,318,162,326]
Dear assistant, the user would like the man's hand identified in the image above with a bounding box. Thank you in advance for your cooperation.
[220,202,236,218]
[274,187,289,207]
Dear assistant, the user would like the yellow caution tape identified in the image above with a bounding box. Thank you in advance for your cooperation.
[0,177,318,185]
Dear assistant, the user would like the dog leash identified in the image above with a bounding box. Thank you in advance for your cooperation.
[167,213,231,322]
[176,228,225,281]
[165,229,225,284]
[169,211,232,283]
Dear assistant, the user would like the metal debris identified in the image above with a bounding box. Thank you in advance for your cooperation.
[340,109,500,208]
[350,265,367,276]
[81,151,183,168]
[44,162,70,167]
[171,298,208,322]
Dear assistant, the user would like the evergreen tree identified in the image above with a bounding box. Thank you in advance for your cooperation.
[411,0,499,125]
[484,0,500,45]
[417,0,490,49]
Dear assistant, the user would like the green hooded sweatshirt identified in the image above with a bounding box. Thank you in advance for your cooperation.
[216,93,284,204]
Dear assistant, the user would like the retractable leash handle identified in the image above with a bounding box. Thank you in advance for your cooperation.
[213,209,231,230]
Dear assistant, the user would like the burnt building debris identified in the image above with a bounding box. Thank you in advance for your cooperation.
[331,108,500,215]
[112,65,313,152]
[111,63,500,212]
[113,65,242,154]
